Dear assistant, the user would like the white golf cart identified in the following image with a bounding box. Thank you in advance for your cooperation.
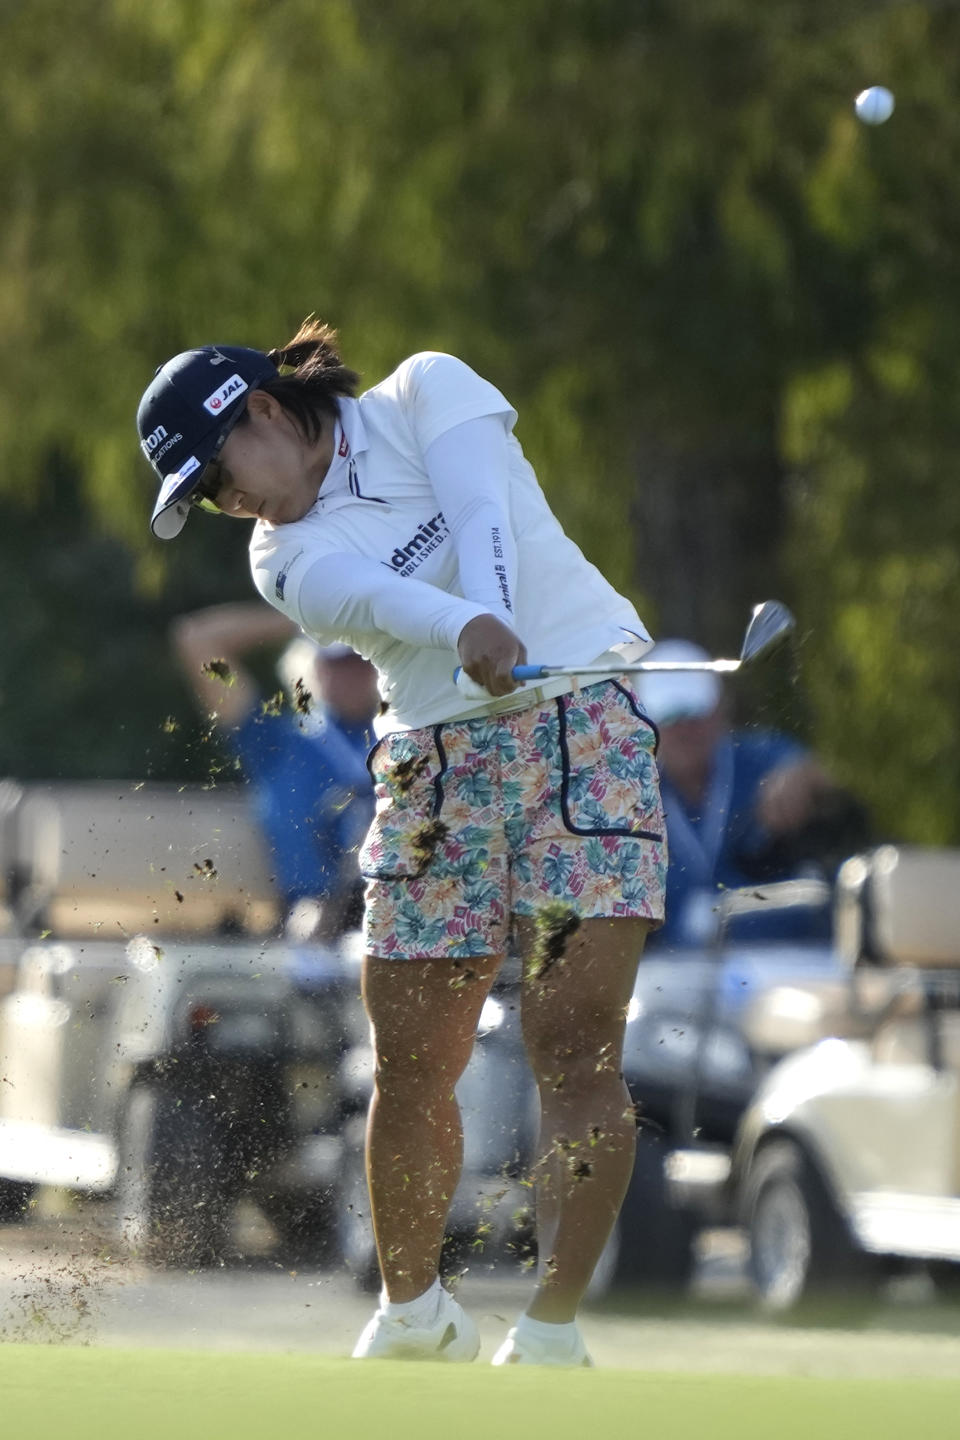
[732,845,960,1309]
[0,779,368,1264]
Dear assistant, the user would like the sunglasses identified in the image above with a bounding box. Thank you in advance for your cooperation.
[190,460,227,515]
[189,418,237,514]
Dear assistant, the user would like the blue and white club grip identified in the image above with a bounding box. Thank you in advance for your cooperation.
[510,664,551,681]
[452,663,550,684]
[452,662,550,700]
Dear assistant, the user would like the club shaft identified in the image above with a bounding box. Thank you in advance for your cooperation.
[512,659,742,680]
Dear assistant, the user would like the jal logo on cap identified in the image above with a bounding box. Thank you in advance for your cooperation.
[203,374,248,415]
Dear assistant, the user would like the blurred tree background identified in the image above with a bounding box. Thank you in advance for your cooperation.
[1,0,959,841]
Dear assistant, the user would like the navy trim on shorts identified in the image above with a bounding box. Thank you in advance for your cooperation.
[431,724,448,817]
[359,727,448,882]
[364,736,384,781]
[610,679,661,752]
[555,688,663,842]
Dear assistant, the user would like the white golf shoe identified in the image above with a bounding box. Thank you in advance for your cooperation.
[352,1287,480,1362]
[491,1319,594,1368]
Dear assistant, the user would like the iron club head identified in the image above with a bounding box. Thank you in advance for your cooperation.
[738,600,797,666]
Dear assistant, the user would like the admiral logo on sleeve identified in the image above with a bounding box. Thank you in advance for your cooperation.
[382,513,449,577]
[203,375,249,415]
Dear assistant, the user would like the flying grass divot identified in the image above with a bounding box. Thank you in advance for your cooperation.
[529,901,581,980]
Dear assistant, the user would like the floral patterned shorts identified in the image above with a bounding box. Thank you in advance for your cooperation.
[359,679,667,959]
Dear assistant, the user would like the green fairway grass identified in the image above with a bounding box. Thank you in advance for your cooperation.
[2,1346,959,1440]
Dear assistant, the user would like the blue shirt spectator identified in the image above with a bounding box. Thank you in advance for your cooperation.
[172,606,377,928]
[232,702,372,905]
[635,641,851,949]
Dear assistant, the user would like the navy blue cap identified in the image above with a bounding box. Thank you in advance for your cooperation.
[137,345,279,538]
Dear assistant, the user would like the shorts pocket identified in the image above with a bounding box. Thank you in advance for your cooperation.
[556,684,664,841]
[358,726,449,880]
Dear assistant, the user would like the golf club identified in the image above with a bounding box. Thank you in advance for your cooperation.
[453,600,796,690]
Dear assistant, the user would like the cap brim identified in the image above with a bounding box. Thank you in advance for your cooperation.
[150,458,207,539]
[151,495,193,539]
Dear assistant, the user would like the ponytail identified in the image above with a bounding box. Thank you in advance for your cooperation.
[260,316,360,441]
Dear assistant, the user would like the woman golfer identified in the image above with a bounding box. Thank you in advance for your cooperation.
[138,320,667,1366]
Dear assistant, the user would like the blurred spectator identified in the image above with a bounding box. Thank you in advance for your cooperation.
[636,640,870,948]
[172,603,377,937]
[276,636,379,752]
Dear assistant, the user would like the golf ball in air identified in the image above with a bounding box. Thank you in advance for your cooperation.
[855,86,895,125]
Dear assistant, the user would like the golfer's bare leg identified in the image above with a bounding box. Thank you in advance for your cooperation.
[362,951,502,1303]
[518,915,651,1323]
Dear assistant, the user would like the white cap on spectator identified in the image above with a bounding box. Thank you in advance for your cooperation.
[635,641,722,726]
[276,637,322,699]
[277,637,366,700]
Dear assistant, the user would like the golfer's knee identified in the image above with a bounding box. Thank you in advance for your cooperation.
[373,1042,465,1100]
[524,1017,625,1081]
[527,1044,623,1095]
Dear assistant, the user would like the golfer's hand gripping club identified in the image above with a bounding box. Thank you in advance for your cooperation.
[455,614,528,698]
[452,662,548,699]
